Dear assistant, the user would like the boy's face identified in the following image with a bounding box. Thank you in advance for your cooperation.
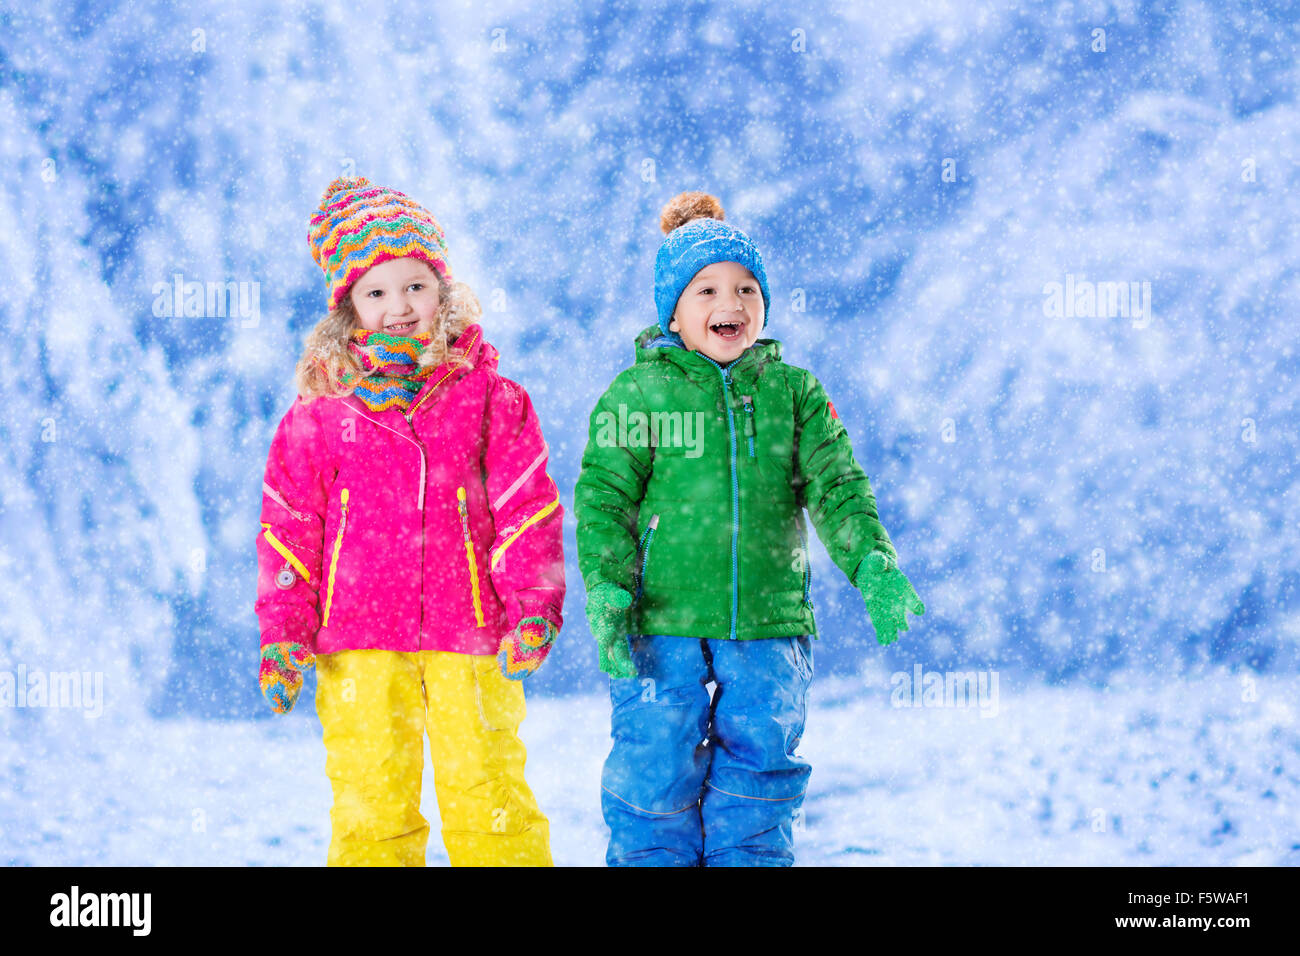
[668,261,764,364]
[349,256,442,336]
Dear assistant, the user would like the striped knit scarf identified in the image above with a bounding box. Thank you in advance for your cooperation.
[340,328,436,412]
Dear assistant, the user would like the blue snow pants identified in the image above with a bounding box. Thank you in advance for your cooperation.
[601,634,814,867]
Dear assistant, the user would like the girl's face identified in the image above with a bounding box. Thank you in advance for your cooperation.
[668,261,764,364]
[349,257,442,336]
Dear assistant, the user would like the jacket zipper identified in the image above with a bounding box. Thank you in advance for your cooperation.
[346,400,426,510]
[400,331,477,641]
[699,354,740,640]
[741,394,755,458]
[407,326,480,419]
[340,397,433,646]
[634,513,660,604]
[799,515,814,610]
[457,486,486,627]
[320,487,350,628]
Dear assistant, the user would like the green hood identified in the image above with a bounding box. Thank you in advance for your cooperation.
[632,322,782,361]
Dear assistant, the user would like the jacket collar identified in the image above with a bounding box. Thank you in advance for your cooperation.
[633,323,782,388]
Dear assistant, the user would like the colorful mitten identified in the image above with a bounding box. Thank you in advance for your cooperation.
[586,580,637,679]
[259,641,316,714]
[855,550,926,647]
[498,616,559,680]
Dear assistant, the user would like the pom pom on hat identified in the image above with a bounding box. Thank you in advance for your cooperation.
[659,191,725,234]
[308,175,453,310]
[319,174,373,208]
[653,190,770,335]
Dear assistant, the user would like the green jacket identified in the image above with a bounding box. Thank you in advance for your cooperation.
[573,325,899,640]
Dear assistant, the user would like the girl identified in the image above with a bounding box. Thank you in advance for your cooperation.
[573,191,925,866]
[254,176,564,867]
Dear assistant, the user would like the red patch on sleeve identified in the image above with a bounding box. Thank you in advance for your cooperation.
[827,400,838,419]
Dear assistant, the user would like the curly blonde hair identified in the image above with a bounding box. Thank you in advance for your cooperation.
[294,274,483,402]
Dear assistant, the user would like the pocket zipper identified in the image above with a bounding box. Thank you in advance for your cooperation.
[741,394,755,458]
[261,522,311,584]
[797,515,814,610]
[321,487,350,627]
[634,513,660,603]
[457,486,486,627]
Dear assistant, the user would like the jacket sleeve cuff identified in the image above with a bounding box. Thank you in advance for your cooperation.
[850,547,899,587]
[596,558,635,595]
[850,557,865,589]
[513,590,563,634]
[259,620,317,652]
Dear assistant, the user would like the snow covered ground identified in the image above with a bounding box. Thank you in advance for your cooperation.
[3,667,1294,866]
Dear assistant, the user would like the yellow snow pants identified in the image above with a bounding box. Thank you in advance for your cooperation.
[315,649,552,867]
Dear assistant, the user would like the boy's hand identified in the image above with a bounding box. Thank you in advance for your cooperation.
[498,617,558,680]
[586,581,637,679]
[259,641,315,714]
[855,551,925,646]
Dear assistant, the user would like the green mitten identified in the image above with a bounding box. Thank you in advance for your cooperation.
[586,581,637,679]
[855,550,925,647]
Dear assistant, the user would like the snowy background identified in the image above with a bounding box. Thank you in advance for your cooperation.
[1,0,1297,865]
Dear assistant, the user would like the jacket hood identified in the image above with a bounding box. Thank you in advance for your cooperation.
[453,322,499,373]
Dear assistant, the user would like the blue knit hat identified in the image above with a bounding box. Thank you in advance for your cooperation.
[653,192,770,336]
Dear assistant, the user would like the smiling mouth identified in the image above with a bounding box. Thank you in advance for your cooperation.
[709,319,745,341]
[386,320,417,333]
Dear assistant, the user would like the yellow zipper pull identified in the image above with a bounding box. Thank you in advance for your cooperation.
[457,486,485,627]
[321,486,351,628]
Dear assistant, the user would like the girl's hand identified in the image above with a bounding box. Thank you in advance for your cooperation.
[498,617,558,680]
[259,641,316,714]
[586,581,637,679]
[855,551,925,646]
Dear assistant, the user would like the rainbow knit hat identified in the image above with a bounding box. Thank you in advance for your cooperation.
[308,176,453,310]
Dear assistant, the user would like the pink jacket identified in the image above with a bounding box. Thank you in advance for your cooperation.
[253,323,565,656]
